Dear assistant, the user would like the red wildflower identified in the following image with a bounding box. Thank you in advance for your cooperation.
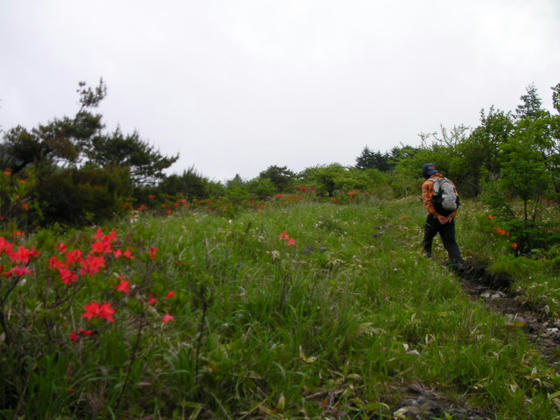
[93,227,104,240]
[149,247,158,259]
[91,240,112,254]
[7,245,41,264]
[115,278,131,296]
[21,203,29,210]
[487,214,495,220]
[166,290,176,299]
[0,237,12,254]
[147,293,158,306]
[512,242,518,250]
[58,242,68,253]
[49,256,66,270]
[65,249,84,265]
[93,227,117,242]
[287,238,296,246]
[149,194,155,199]
[82,301,115,323]
[279,231,290,240]
[7,265,32,277]
[79,329,94,336]
[122,248,134,260]
[70,331,78,342]
[161,313,174,323]
[59,268,78,285]
[80,255,106,276]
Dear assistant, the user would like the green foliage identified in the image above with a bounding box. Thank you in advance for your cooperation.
[2,198,560,418]
[453,108,514,197]
[259,165,296,192]
[156,167,208,199]
[515,83,545,120]
[246,177,276,199]
[355,146,393,171]
[299,164,390,198]
[86,128,178,186]
[36,165,132,225]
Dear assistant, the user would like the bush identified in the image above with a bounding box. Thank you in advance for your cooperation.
[37,166,132,226]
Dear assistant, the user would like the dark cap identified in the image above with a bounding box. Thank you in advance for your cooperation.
[422,163,438,178]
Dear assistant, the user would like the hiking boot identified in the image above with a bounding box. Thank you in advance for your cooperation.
[452,260,465,273]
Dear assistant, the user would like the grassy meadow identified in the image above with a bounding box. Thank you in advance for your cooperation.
[1,195,560,419]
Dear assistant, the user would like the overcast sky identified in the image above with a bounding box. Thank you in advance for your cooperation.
[1,1,559,181]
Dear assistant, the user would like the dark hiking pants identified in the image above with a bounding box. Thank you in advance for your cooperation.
[423,214,463,266]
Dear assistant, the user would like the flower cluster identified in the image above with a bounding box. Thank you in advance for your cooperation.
[0,237,40,277]
[49,228,136,285]
[493,227,510,236]
[279,231,296,246]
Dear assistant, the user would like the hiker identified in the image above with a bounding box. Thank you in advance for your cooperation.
[421,163,464,271]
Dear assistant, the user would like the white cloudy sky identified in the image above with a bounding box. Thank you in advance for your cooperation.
[1,1,559,181]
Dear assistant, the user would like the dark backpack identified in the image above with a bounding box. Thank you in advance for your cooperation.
[429,177,460,215]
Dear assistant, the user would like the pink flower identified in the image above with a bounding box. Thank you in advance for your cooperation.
[161,313,174,323]
[166,290,175,299]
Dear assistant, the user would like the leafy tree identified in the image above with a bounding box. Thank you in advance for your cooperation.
[300,164,389,197]
[246,177,276,200]
[258,165,295,192]
[452,108,514,196]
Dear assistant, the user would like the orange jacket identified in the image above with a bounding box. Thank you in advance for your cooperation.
[422,173,458,218]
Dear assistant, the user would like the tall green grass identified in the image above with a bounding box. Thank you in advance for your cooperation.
[1,197,559,418]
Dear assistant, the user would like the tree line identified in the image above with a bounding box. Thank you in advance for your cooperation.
[0,80,558,237]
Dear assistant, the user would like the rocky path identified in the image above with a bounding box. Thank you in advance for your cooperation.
[391,256,560,419]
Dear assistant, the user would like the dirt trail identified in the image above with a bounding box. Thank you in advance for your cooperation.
[459,256,560,364]
[391,256,560,419]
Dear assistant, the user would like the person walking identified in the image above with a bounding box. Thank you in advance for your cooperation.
[421,163,464,271]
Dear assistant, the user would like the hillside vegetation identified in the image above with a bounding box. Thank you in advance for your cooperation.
[1,80,559,418]
[1,196,560,418]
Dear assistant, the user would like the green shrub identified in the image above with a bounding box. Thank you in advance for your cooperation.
[37,166,132,225]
